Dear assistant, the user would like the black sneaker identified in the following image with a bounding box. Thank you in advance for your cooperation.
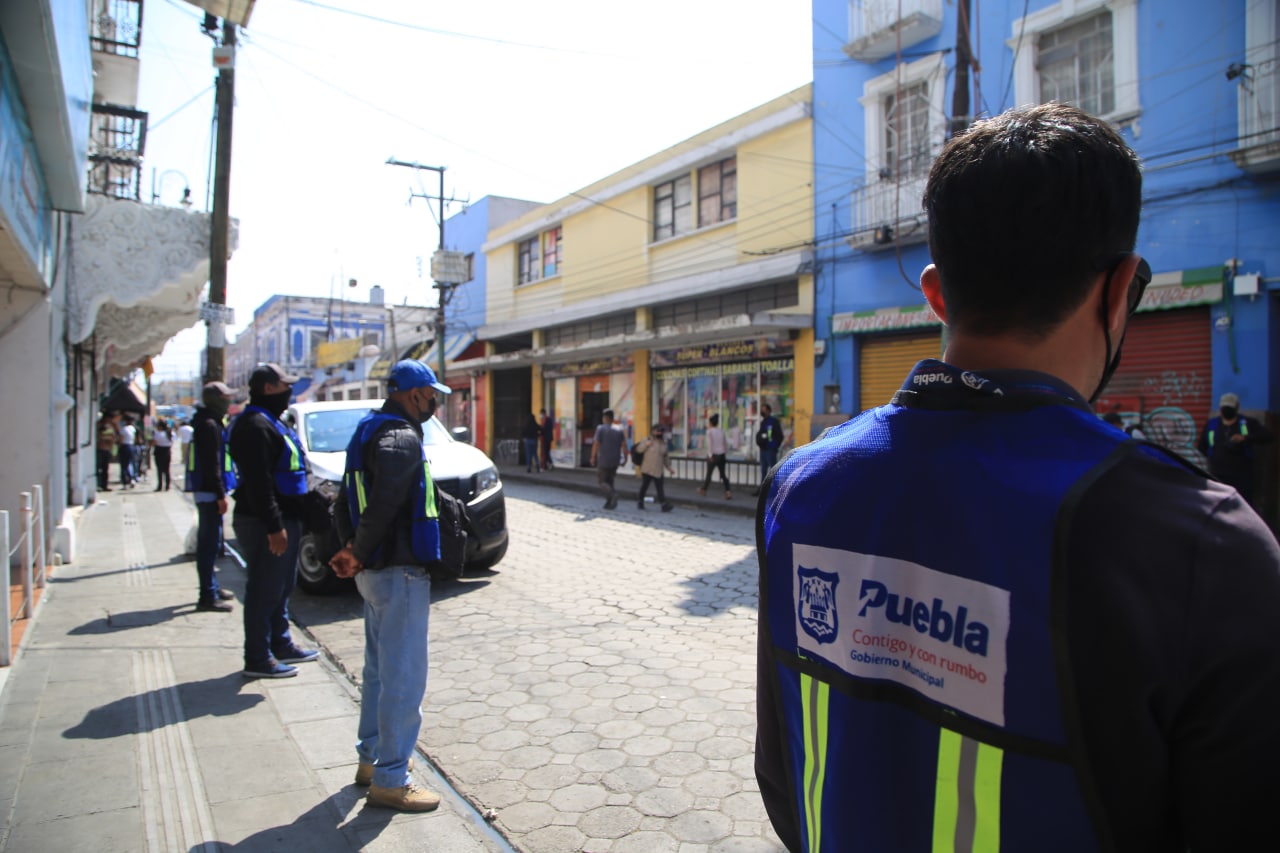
[661,502,674,512]
[636,502,645,510]
[195,600,233,613]
[243,660,298,679]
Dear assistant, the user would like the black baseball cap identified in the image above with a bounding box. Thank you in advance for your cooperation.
[249,362,299,393]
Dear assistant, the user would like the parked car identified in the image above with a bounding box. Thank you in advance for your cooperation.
[285,399,508,594]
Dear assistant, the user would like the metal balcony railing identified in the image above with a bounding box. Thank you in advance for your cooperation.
[849,169,931,248]
[87,104,148,201]
[91,0,143,58]
[846,0,944,61]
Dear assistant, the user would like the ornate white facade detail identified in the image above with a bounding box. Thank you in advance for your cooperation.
[67,194,238,372]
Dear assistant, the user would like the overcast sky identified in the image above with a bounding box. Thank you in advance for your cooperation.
[141,0,812,381]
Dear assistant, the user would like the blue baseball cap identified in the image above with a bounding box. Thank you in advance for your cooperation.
[387,360,451,395]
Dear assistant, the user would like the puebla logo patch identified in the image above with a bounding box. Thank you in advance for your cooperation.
[798,566,839,644]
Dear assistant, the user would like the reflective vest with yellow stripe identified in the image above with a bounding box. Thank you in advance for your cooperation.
[239,405,307,497]
[184,417,238,493]
[343,410,440,564]
[758,364,1160,852]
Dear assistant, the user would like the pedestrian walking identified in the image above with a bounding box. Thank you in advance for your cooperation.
[228,363,317,679]
[697,413,732,499]
[634,423,674,512]
[151,419,174,491]
[186,383,237,613]
[751,403,782,496]
[521,413,541,473]
[95,411,120,492]
[590,408,628,509]
[118,415,137,488]
[1197,392,1274,509]
[755,103,1280,852]
[177,419,194,468]
[539,408,554,471]
[329,359,452,812]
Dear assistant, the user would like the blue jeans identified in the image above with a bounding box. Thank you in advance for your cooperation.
[194,501,226,603]
[759,447,779,482]
[355,565,431,789]
[523,437,538,471]
[119,444,134,486]
[232,514,302,667]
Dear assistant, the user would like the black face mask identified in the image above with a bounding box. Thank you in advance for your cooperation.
[1221,406,1238,420]
[205,397,230,419]
[254,389,291,418]
[409,391,437,424]
[1090,258,1151,405]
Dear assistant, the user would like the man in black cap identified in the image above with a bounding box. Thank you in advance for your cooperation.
[186,381,237,612]
[228,363,318,678]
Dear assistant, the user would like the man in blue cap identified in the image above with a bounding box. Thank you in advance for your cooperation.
[330,359,450,811]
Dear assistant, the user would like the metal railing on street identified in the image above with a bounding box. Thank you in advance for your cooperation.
[3,485,50,667]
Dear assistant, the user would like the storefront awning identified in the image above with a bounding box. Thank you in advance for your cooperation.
[420,331,476,368]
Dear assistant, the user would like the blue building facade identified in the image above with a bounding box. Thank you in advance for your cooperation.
[812,0,1279,505]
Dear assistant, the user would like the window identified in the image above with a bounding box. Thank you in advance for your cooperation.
[653,174,692,241]
[542,227,562,278]
[518,236,539,285]
[1037,10,1114,117]
[464,253,475,282]
[698,157,737,227]
[1009,0,1139,120]
[883,81,933,179]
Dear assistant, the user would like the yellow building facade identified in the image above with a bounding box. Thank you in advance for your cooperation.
[458,86,814,487]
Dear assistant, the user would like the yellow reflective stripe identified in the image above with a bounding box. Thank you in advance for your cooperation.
[972,742,1003,852]
[421,450,438,520]
[933,729,1003,853]
[933,729,962,853]
[799,673,829,852]
[283,435,302,472]
[354,472,368,513]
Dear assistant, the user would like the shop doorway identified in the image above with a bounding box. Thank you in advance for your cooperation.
[578,390,610,467]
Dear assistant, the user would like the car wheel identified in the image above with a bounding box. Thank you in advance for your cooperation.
[467,538,508,573]
[296,531,346,595]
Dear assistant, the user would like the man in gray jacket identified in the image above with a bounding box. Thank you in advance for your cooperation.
[330,360,450,812]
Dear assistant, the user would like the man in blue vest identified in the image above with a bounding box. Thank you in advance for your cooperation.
[756,103,1280,852]
[187,381,237,613]
[330,359,450,812]
[1197,392,1274,509]
[752,403,784,496]
[229,363,317,679]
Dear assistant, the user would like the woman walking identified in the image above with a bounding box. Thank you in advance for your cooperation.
[151,419,175,491]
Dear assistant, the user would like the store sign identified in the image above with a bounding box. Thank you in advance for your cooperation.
[651,337,792,368]
[655,357,794,382]
[832,305,940,335]
[542,354,632,378]
[1136,281,1223,312]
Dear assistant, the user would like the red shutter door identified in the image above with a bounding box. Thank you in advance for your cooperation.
[1094,307,1211,464]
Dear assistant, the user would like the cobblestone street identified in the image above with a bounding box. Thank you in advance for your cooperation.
[294,479,783,853]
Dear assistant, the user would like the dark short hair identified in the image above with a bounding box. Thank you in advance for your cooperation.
[923,103,1143,338]
[709,413,720,426]
[602,408,614,419]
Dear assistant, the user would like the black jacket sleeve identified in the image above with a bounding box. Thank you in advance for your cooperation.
[350,423,422,566]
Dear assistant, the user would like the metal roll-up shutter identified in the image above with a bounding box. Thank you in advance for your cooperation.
[1095,306,1211,463]
[859,332,943,412]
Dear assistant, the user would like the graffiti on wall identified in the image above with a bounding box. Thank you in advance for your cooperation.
[1097,369,1210,469]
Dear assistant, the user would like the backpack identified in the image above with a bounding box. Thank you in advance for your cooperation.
[430,484,473,581]
[630,443,645,466]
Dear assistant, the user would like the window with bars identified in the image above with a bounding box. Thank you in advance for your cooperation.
[698,157,737,227]
[542,227,563,278]
[882,80,932,180]
[518,236,540,285]
[653,174,693,241]
[544,312,637,347]
[1037,10,1115,117]
[651,281,799,328]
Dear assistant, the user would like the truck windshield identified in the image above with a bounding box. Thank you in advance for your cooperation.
[303,409,453,453]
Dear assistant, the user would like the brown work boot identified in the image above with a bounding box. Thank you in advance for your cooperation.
[368,783,440,812]
[355,757,413,786]
[696,487,706,496]
[724,490,732,499]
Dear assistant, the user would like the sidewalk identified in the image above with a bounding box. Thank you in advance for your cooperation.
[0,486,505,852]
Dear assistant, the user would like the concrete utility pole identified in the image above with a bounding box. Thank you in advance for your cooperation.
[386,158,453,383]
[206,20,236,382]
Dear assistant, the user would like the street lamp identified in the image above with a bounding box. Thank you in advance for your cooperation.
[151,169,193,208]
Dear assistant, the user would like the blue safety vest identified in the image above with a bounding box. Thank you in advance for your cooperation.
[184,414,237,493]
[759,360,1187,852]
[239,405,308,497]
[343,410,440,564]
[1206,416,1249,451]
